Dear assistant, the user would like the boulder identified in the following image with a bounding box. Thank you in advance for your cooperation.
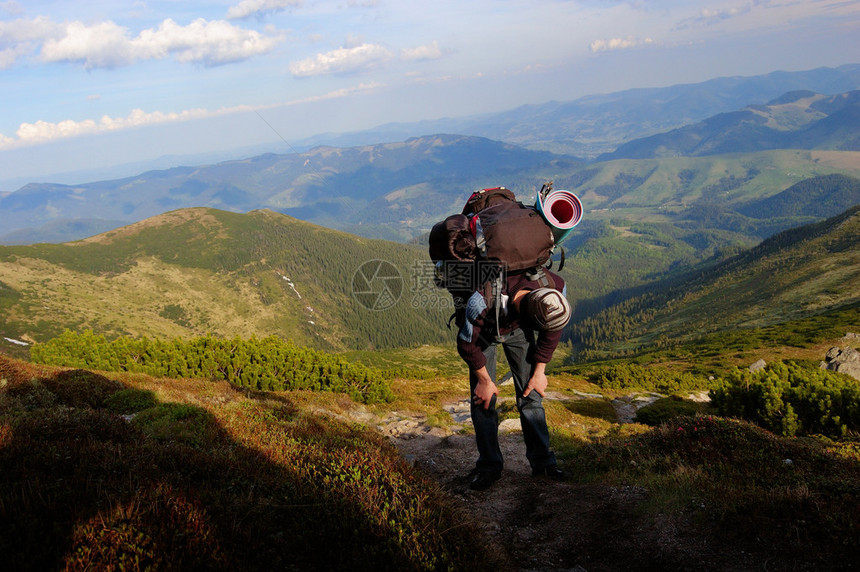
[820,346,860,381]
[611,392,664,424]
[749,359,767,372]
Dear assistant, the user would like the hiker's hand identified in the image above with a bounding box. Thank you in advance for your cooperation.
[524,363,548,398]
[473,367,499,410]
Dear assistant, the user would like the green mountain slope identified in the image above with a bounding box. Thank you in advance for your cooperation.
[0,208,454,351]
[736,173,860,218]
[556,150,860,213]
[570,205,860,355]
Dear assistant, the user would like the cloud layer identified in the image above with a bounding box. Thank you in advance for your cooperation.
[1,16,284,70]
[1,0,858,157]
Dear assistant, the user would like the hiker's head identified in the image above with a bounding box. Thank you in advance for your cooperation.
[517,288,571,332]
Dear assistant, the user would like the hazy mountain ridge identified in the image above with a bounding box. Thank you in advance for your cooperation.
[294,64,860,157]
[0,134,564,241]
[602,90,860,159]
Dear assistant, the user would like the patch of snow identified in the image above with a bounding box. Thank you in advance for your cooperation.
[276,272,302,299]
[3,337,29,346]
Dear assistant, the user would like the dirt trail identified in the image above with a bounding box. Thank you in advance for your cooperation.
[386,407,784,572]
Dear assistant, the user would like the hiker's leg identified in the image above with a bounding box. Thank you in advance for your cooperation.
[469,342,503,473]
[503,328,556,470]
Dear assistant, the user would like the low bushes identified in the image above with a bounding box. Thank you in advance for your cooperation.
[31,330,395,404]
[710,361,860,438]
[588,362,709,394]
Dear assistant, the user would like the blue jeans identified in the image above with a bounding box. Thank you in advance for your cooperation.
[469,327,557,473]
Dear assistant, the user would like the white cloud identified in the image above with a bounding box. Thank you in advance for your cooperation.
[12,108,213,146]
[0,16,62,69]
[289,42,393,77]
[0,1,22,16]
[401,40,441,61]
[36,17,284,69]
[40,20,137,68]
[226,0,302,21]
[590,36,654,53]
[0,84,381,150]
[142,18,284,65]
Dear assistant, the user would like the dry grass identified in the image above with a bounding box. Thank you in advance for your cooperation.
[0,255,314,342]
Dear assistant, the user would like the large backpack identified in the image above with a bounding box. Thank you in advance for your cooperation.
[428,187,556,329]
[430,187,554,273]
[471,200,554,272]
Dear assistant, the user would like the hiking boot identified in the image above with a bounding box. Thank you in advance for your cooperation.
[532,464,565,480]
[469,470,502,491]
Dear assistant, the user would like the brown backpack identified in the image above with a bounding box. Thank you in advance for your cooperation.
[429,186,556,330]
[461,187,517,216]
[471,200,554,272]
[428,186,556,290]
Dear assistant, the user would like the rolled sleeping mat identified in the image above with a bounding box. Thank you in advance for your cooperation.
[535,188,583,244]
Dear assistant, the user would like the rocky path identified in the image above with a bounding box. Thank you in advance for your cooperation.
[374,391,777,571]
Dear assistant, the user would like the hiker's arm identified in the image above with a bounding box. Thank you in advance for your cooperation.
[533,328,562,366]
[472,366,499,410]
[524,361,548,398]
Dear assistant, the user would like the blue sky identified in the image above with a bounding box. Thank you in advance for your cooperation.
[1,0,859,190]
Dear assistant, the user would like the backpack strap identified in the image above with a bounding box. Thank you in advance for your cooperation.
[447,312,457,329]
[491,274,504,338]
[525,267,551,288]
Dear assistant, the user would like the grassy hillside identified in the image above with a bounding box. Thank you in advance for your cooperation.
[557,150,860,213]
[0,208,454,352]
[570,206,860,358]
[551,155,860,303]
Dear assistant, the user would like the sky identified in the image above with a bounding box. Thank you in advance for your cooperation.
[1,0,859,191]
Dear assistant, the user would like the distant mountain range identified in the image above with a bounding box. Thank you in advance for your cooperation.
[3,65,860,246]
[601,90,860,159]
[294,64,860,157]
[0,135,566,242]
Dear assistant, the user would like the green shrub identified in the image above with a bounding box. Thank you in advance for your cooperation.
[589,363,709,394]
[634,396,709,426]
[710,361,860,438]
[132,403,219,447]
[104,388,159,414]
[31,330,395,404]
